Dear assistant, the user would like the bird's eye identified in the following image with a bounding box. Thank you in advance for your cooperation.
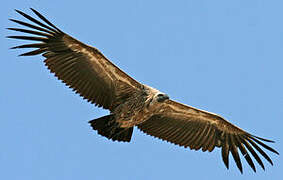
[157,94,164,97]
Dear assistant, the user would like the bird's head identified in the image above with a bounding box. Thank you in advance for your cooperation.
[143,84,170,107]
[155,93,169,102]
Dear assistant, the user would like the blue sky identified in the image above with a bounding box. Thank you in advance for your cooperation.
[1,0,282,179]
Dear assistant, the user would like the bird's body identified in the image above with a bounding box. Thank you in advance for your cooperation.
[111,85,149,128]
[8,8,278,173]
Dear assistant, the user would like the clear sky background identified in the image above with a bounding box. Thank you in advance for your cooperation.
[1,0,282,179]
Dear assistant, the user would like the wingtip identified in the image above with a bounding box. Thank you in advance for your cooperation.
[14,9,24,15]
[6,35,18,39]
[274,151,279,155]
[224,162,229,170]
[10,46,17,49]
[238,165,243,174]
[18,53,26,56]
[251,135,275,143]
[30,8,36,12]
[30,8,40,16]
[9,18,20,24]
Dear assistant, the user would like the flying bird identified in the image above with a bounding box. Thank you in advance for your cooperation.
[8,8,278,173]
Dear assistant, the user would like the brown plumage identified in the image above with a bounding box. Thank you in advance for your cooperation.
[8,8,278,173]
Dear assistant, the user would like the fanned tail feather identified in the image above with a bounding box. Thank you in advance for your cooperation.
[89,115,133,142]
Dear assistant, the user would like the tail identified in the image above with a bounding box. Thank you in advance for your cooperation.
[89,115,133,142]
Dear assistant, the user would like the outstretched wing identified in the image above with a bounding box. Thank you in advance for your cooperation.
[8,8,142,110]
[138,100,279,173]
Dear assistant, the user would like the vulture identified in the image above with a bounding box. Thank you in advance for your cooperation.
[8,8,278,173]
